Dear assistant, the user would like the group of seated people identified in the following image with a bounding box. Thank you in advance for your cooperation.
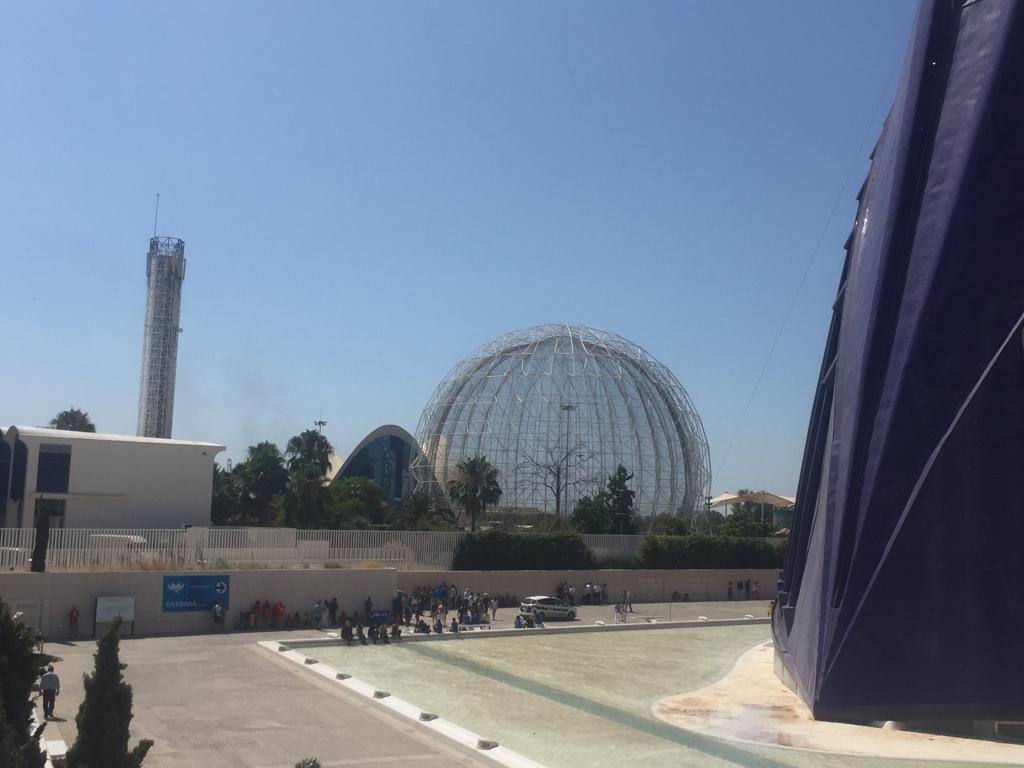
[405,610,493,635]
[243,600,289,629]
[340,619,402,646]
[242,599,367,631]
[513,611,544,629]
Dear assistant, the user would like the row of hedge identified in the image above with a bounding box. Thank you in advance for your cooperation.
[452,530,596,570]
[451,531,784,571]
[638,534,783,569]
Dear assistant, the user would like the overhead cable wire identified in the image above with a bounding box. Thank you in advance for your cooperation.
[713,63,902,483]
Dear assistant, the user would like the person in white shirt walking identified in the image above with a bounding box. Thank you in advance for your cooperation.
[40,665,60,719]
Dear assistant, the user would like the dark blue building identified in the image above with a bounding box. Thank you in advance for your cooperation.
[333,425,418,505]
[773,0,1024,728]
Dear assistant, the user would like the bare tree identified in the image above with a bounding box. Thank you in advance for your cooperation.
[514,438,604,521]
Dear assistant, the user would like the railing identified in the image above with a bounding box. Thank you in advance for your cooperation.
[580,533,646,563]
[0,527,783,572]
[0,527,470,572]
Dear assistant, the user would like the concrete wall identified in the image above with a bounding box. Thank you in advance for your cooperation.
[397,568,778,603]
[3,426,223,529]
[1,567,777,640]
[0,567,396,639]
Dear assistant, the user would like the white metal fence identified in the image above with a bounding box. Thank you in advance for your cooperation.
[579,534,646,563]
[0,527,782,572]
[0,527,468,572]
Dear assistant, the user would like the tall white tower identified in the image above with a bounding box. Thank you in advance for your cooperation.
[137,236,186,438]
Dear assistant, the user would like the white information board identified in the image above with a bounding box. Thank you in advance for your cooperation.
[95,596,136,623]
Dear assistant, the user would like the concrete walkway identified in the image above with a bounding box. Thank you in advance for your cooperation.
[655,641,1024,765]
[36,629,486,768]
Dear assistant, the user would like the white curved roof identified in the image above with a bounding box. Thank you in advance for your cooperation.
[8,426,224,450]
[331,424,419,480]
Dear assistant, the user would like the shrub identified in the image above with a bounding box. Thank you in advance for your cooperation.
[452,531,596,570]
[638,534,784,569]
[0,597,50,768]
[66,617,153,768]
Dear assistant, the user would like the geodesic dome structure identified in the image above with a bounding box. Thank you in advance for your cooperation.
[413,324,711,522]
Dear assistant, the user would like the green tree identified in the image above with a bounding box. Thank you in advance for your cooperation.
[728,489,779,528]
[285,430,334,477]
[569,494,611,534]
[66,618,153,768]
[606,465,638,534]
[295,760,321,768]
[653,510,698,535]
[391,491,455,531]
[684,508,724,534]
[447,455,502,532]
[276,430,336,528]
[328,476,387,528]
[718,507,772,538]
[49,408,95,432]
[0,597,50,768]
[235,442,289,526]
[278,464,332,528]
[0,715,45,768]
[210,464,241,526]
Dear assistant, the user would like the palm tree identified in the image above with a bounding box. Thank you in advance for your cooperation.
[448,455,502,532]
[238,442,289,525]
[393,491,456,531]
[285,430,334,477]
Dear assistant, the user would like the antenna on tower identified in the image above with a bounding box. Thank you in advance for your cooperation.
[153,193,161,238]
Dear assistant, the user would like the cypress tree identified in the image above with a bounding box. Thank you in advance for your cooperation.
[0,597,49,768]
[66,618,152,768]
[0,711,46,768]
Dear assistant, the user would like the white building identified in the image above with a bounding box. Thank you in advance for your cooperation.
[1,426,224,529]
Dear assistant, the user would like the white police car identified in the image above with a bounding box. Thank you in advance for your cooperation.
[520,595,576,621]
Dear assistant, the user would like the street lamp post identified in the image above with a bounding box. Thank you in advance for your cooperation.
[560,404,576,517]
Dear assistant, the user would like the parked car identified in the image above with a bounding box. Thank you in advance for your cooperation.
[520,595,576,621]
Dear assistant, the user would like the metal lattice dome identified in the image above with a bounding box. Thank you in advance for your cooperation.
[413,323,711,522]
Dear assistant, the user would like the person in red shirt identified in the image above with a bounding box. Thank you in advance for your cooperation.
[68,606,80,640]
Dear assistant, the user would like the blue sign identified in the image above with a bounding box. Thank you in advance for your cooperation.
[162,575,230,612]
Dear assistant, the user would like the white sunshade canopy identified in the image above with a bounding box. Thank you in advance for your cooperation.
[710,490,796,509]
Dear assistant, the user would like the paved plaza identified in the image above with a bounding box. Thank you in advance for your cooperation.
[36,629,484,768]
[34,600,770,768]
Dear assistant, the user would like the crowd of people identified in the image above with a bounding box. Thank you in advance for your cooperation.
[336,582,510,644]
[228,595,386,632]
[401,582,503,634]
[224,582,514,642]
[219,577,765,638]
[554,581,609,605]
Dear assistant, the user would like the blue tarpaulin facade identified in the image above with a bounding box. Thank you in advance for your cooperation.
[772,0,1024,722]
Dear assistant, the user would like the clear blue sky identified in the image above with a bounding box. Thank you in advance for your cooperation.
[0,1,918,495]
